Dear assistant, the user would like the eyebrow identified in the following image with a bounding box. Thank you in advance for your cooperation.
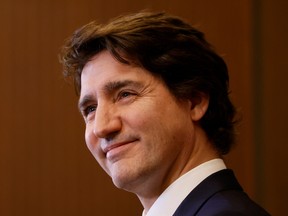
[78,80,143,111]
[78,95,94,112]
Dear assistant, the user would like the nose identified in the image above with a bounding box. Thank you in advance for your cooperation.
[92,104,122,139]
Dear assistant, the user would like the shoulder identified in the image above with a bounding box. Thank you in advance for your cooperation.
[173,169,270,216]
[197,189,270,216]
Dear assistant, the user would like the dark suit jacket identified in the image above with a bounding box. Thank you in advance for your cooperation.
[173,169,270,216]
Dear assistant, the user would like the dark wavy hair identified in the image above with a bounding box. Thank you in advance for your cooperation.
[60,11,237,155]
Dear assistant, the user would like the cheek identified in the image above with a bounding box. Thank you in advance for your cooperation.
[132,103,192,151]
[84,126,103,159]
[85,126,94,152]
[85,127,110,172]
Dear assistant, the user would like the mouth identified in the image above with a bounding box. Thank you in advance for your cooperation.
[103,139,138,160]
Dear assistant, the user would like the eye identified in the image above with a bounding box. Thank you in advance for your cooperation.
[117,90,138,102]
[83,105,96,117]
[119,91,133,99]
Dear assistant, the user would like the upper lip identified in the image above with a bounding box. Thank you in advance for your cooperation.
[102,140,137,154]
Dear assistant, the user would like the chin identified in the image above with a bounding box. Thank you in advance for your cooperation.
[111,172,134,190]
[110,168,144,193]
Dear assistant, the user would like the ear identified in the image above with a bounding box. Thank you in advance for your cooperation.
[189,93,209,121]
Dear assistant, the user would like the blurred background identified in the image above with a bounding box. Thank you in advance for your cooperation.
[0,0,287,215]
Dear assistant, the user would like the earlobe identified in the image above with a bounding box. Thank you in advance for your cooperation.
[190,94,209,121]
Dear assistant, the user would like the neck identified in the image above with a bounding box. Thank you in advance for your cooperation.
[138,131,220,212]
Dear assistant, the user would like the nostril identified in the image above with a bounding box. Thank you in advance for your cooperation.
[105,132,119,142]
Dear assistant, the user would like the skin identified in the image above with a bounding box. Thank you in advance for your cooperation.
[79,51,219,211]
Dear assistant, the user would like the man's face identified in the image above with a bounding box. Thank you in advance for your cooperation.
[79,51,197,195]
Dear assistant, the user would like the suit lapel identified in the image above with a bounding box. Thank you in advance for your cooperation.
[173,169,242,216]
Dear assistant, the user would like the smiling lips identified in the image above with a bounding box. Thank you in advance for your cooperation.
[103,139,138,160]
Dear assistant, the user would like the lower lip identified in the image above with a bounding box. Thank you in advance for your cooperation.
[106,142,136,161]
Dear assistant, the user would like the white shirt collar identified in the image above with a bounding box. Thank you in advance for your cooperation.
[142,158,226,216]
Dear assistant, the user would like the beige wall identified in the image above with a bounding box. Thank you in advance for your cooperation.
[0,0,286,215]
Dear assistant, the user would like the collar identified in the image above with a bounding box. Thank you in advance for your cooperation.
[142,159,226,216]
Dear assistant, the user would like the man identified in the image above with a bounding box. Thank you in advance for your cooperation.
[60,11,269,215]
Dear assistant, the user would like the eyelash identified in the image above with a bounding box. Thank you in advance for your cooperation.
[83,105,96,117]
[118,91,133,99]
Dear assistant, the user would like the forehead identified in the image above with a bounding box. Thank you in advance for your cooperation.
[80,51,157,97]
